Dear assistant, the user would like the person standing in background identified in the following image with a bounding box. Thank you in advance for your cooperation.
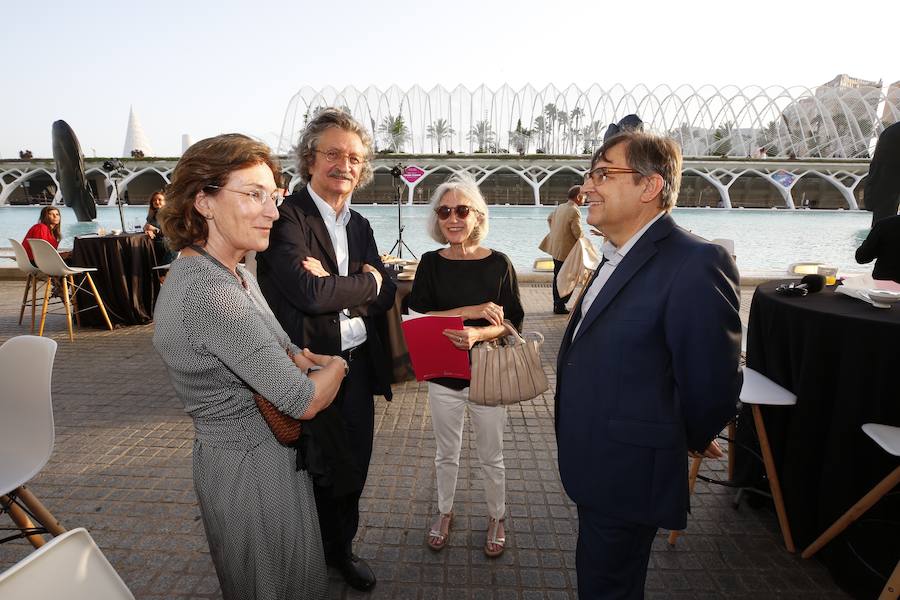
[856,213,900,283]
[540,185,585,314]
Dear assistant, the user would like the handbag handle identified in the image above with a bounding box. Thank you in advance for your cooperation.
[498,320,544,346]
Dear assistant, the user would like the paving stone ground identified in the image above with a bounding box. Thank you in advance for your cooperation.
[0,280,849,599]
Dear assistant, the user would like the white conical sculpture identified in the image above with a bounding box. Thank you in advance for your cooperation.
[181,134,193,154]
[122,106,153,157]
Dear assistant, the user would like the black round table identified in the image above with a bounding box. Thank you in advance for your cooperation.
[740,281,900,598]
[69,233,160,327]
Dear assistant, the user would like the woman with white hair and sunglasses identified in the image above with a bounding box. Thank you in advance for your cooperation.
[407,173,523,558]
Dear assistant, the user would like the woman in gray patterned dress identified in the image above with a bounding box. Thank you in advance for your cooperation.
[153,134,347,600]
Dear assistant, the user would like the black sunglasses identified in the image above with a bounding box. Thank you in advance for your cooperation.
[435,205,479,220]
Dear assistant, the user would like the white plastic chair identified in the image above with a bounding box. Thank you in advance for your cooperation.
[8,239,47,333]
[668,367,797,552]
[802,424,900,599]
[0,336,65,548]
[28,238,113,341]
[710,237,736,260]
[0,528,134,599]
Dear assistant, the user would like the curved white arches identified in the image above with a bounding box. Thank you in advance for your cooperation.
[0,157,870,210]
[0,168,61,205]
[280,83,899,160]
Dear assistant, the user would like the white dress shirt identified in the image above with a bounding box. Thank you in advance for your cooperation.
[308,184,373,351]
[572,211,666,339]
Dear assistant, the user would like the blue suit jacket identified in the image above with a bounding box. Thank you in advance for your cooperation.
[554,214,742,530]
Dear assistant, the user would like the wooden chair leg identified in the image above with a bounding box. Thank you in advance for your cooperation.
[83,272,113,331]
[31,275,39,332]
[668,456,705,545]
[70,275,81,327]
[15,485,66,537]
[18,273,31,325]
[37,279,52,337]
[60,276,74,342]
[880,559,900,600]
[802,466,900,559]
[752,404,796,553]
[0,493,46,548]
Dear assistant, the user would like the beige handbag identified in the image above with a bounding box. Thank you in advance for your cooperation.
[468,321,549,406]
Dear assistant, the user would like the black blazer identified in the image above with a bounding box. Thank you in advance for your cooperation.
[555,214,742,530]
[856,214,900,283]
[257,187,397,399]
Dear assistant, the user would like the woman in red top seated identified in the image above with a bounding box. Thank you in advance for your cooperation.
[22,206,63,264]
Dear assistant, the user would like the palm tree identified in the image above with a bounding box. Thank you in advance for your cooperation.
[377,114,409,152]
[581,120,603,154]
[426,118,455,153]
[532,116,548,151]
[556,111,569,153]
[508,119,533,154]
[544,104,558,151]
[467,120,495,153]
[570,107,585,154]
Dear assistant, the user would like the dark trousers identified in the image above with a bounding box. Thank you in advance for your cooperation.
[552,259,571,309]
[313,343,375,562]
[576,506,657,600]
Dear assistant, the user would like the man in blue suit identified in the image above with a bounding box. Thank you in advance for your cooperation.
[555,132,742,598]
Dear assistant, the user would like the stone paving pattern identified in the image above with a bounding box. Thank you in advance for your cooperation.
[0,280,850,599]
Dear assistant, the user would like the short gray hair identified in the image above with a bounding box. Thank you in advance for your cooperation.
[426,173,490,245]
[294,107,374,188]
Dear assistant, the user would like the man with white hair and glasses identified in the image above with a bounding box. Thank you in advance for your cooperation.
[258,108,395,593]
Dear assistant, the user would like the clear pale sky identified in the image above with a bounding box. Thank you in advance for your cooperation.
[2,0,898,158]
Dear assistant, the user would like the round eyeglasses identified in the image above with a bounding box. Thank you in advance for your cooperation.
[315,149,366,167]
[205,185,284,207]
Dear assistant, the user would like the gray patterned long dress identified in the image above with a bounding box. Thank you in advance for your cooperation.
[153,255,327,600]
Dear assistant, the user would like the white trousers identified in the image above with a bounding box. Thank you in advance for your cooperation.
[427,382,507,520]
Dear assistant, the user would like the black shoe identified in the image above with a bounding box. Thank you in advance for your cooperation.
[332,554,376,592]
[553,306,570,315]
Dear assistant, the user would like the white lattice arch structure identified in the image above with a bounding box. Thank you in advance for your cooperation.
[280,83,899,159]
[0,157,872,209]
[0,168,61,205]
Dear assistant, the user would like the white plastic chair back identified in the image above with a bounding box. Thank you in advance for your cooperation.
[0,528,134,599]
[28,239,71,278]
[740,367,797,407]
[0,336,57,496]
[862,423,900,457]
[8,239,42,276]
[710,238,735,259]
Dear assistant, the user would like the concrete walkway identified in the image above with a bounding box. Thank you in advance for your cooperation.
[0,281,848,599]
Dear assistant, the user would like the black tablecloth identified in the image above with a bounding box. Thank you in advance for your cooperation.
[69,234,160,327]
[740,281,900,598]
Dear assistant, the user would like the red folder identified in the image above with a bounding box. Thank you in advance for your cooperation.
[401,315,471,381]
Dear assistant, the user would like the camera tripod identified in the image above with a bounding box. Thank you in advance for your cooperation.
[388,167,416,259]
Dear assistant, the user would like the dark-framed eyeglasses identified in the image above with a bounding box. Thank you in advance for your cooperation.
[435,205,479,220]
[204,185,284,207]
[315,149,366,166]
[584,166,641,185]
